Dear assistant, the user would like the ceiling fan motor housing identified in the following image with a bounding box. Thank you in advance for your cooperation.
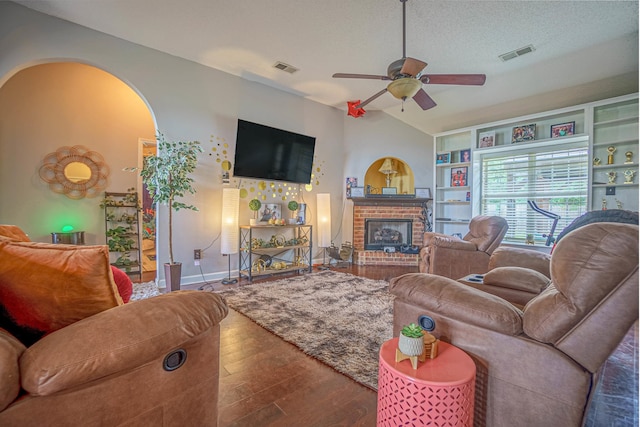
[387,58,408,79]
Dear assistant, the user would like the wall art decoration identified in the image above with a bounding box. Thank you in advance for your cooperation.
[436,152,451,164]
[550,121,575,138]
[450,166,468,187]
[478,131,495,148]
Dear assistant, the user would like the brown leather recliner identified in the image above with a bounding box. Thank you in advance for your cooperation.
[0,291,229,426]
[419,215,508,279]
[390,222,638,427]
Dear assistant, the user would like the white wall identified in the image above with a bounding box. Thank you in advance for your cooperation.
[0,2,428,286]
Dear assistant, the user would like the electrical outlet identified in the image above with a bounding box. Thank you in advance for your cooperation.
[194,249,202,260]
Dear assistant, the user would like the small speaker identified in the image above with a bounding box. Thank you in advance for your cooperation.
[418,315,436,332]
[163,349,187,371]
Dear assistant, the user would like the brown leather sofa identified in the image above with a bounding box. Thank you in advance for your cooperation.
[390,222,638,427]
[0,225,229,426]
[419,215,508,279]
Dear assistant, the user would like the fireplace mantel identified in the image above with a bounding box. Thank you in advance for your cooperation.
[350,197,430,207]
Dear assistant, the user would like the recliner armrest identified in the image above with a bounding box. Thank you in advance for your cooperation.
[430,236,477,251]
[389,273,523,335]
[20,291,228,396]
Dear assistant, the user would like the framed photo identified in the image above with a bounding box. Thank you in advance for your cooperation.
[350,187,365,198]
[478,131,495,148]
[260,203,281,222]
[381,187,397,195]
[550,121,575,138]
[451,166,468,187]
[415,188,431,198]
[512,124,536,143]
[460,149,471,163]
[346,177,357,198]
[436,152,451,164]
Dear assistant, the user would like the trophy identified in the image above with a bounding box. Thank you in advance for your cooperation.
[623,169,636,184]
[625,151,633,164]
[607,171,617,184]
[607,146,616,165]
[602,198,607,210]
[593,157,601,166]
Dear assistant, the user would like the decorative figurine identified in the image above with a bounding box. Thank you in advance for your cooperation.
[623,169,636,184]
[625,151,633,164]
[593,157,601,166]
[607,171,617,184]
[602,198,607,211]
[607,146,616,165]
[616,199,623,209]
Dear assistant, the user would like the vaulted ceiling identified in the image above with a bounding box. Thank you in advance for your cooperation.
[13,0,639,134]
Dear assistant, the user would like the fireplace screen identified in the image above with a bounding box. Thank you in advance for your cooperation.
[364,219,412,250]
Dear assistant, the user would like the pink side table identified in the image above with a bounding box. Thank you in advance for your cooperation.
[377,338,476,427]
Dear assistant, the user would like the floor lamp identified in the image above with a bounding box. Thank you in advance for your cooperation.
[221,188,239,284]
[317,193,331,270]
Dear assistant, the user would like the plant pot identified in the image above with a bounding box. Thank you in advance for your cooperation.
[164,262,182,292]
[249,218,258,226]
[398,333,424,357]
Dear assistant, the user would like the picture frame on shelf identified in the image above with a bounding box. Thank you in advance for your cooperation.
[415,188,431,198]
[346,177,357,198]
[381,187,397,195]
[512,124,536,143]
[350,187,365,198]
[436,152,451,164]
[550,121,575,138]
[478,131,495,148]
[260,203,281,222]
[460,149,471,163]
[451,167,468,187]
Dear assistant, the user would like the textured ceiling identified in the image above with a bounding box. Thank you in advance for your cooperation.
[13,0,639,134]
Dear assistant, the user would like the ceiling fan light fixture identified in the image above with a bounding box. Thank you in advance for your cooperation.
[387,77,421,100]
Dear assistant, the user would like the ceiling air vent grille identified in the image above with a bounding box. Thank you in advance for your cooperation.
[273,61,299,74]
[499,44,536,62]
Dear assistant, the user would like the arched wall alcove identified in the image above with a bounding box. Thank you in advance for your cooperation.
[0,61,156,274]
[363,157,415,195]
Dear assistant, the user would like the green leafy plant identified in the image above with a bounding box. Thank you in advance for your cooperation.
[249,199,262,219]
[287,200,299,218]
[140,132,202,265]
[401,323,424,338]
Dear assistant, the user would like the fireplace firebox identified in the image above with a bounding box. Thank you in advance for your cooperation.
[364,219,412,250]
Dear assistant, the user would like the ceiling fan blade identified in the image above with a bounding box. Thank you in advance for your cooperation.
[420,74,487,85]
[356,88,389,109]
[413,89,437,110]
[400,57,427,77]
[333,73,391,81]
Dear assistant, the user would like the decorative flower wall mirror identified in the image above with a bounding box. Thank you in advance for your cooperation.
[39,145,110,199]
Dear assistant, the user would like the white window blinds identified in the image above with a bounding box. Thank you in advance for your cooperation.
[480,142,589,244]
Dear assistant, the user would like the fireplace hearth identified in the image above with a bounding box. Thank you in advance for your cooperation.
[364,219,412,250]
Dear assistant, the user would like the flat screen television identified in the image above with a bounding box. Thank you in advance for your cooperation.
[233,119,316,184]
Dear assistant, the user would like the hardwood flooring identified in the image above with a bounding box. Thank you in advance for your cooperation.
[184,265,637,427]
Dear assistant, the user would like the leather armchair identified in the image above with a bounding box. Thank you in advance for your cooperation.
[0,291,229,426]
[419,215,508,279]
[390,222,638,427]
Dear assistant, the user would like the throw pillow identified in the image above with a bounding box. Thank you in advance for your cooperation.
[110,266,133,303]
[0,238,123,346]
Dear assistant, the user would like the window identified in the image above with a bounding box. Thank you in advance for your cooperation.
[479,139,589,245]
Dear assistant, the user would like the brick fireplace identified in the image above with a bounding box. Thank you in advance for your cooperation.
[352,197,430,266]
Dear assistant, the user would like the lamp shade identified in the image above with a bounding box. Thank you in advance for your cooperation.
[220,188,240,254]
[378,158,397,174]
[317,193,331,248]
[387,77,422,100]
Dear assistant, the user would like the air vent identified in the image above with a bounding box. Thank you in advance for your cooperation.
[273,61,299,74]
[499,44,536,62]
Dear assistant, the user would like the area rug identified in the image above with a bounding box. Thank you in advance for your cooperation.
[217,270,394,390]
[130,281,161,301]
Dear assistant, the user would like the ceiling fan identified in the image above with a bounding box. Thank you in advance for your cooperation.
[333,0,486,111]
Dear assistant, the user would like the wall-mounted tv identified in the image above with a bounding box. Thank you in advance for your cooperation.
[233,119,316,184]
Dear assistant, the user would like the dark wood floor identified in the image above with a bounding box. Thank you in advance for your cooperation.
[188,265,637,427]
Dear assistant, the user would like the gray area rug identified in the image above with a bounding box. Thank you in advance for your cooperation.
[217,270,394,390]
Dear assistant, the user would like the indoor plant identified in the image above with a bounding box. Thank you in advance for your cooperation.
[398,323,424,357]
[249,198,262,225]
[287,200,299,224]
[140,132,202,291]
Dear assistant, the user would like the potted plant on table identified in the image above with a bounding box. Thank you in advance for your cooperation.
[287,200,299,224]
[140,132,202,291]
[398,323,425,357]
